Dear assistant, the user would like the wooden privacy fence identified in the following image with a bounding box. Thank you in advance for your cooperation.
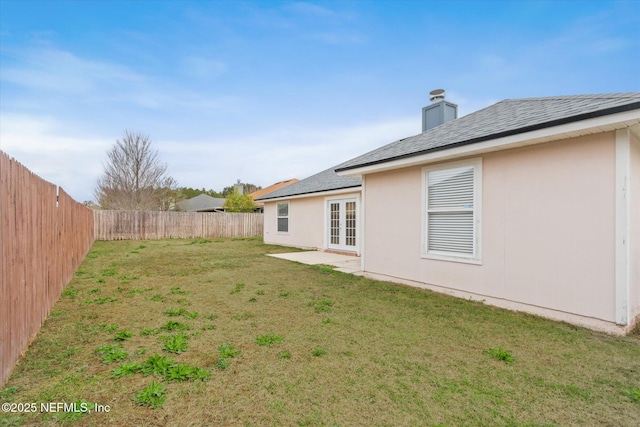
[94,210,263,240]
[1,151,94,387]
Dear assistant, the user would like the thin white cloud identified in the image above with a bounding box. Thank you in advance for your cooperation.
[0,114,111,202]
[285,1,356,23]
[311,31,366,45]
[0,108,417,203]
[159,116,417,191]
[286,2,336,17]
[587,38,629,54]
[1,45,182,116]
[242,1,364,45]
[1,44,245,117]
[1,47,143,95]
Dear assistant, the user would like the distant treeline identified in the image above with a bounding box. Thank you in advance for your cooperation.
[179,182,262,199]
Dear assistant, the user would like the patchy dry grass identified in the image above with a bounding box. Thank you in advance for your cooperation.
[1,237,640,426]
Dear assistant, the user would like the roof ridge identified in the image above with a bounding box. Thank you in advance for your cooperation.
[503,92,640,102]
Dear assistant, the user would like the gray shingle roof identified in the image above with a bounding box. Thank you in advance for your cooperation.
[336,93,640,172]
[257,92,640,201]
[177,194,226,211]
[255,162,361,201]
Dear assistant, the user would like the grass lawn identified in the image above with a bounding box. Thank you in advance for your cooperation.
[1,237,640,426]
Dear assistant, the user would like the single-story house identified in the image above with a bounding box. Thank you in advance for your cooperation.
[256,164,362,253]
[176,193,227,212]
[257,92,640,334]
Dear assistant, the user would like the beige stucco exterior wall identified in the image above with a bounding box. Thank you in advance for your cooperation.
[264,197,325,250]
[263,191,361,251]
[363,132,618,325]
[629,132,640,325]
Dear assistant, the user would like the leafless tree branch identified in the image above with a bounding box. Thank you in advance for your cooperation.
[94,131,178,210]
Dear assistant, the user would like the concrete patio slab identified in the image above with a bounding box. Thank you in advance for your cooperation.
[267,251,363,275]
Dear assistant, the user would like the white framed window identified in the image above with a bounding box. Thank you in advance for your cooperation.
[422,158,482,264]
[276,202,289,233]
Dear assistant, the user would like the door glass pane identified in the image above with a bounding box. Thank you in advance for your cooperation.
[345,201,356,247]
[330,203,340,245]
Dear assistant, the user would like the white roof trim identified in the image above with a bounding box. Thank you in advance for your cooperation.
[259,186,362,203]
[338,109,640,177]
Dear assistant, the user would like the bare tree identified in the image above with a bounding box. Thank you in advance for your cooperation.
[94,131,177,210]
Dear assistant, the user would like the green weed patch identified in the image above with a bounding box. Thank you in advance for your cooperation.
[84,296,118,305]
[134,381,166,409]
[484,347,515,364]
[217,343,241,359]
[113,330,133,341]
[162,333,189,354]
[95,344,128,364]
[255,333,285,346]
[160,320,190,331]
[164,308,186,316]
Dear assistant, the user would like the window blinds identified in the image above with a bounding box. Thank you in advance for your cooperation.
[427,166,474,255]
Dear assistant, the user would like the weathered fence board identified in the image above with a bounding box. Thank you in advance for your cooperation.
[94,210,263,240]
[1,151,94,387]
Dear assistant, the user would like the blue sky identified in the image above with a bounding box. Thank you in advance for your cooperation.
[1,0,638,203]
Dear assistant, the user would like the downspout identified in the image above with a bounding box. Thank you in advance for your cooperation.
[360,175,366,271]
[615,128,631,325]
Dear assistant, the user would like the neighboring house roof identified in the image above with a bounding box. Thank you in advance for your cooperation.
[255,163,362,201]
[336,93,640,172]
[177,194,226,212]
[250,179,300,205]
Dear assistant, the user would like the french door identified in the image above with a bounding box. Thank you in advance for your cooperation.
[326,197,358,252]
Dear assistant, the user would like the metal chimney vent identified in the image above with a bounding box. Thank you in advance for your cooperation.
[422,89,457,132]
[429,88,446,102]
